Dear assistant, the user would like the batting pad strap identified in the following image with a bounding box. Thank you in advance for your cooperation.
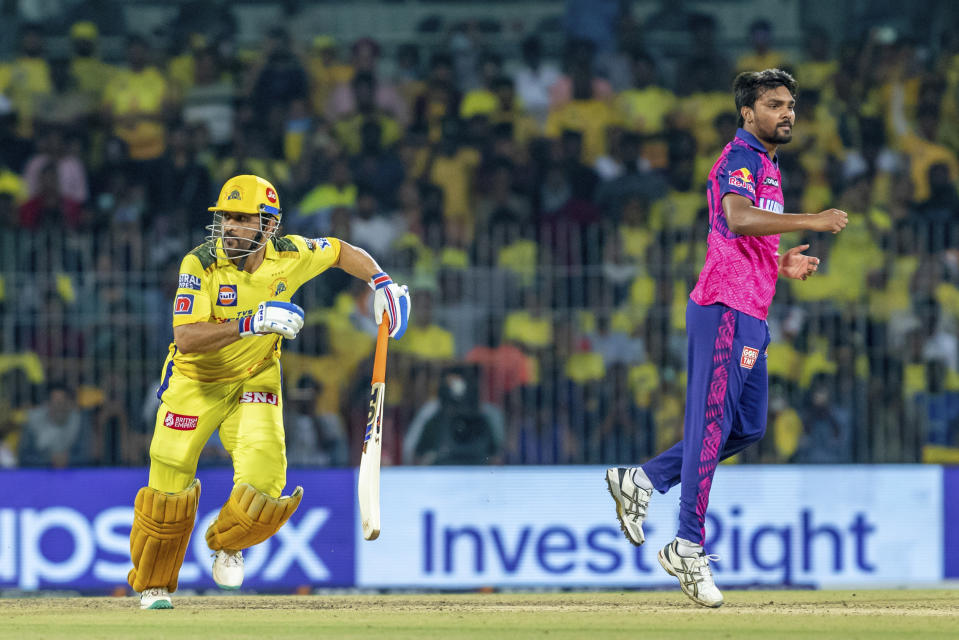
[127,479,200,594]
[205,483,304,552]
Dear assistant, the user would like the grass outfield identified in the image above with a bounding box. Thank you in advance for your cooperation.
[1,590,957,639]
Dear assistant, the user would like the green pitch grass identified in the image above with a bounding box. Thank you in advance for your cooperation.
[1,590,957,639]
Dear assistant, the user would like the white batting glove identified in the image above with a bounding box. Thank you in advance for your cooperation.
[370,272,411,339]
[239,301,305,339]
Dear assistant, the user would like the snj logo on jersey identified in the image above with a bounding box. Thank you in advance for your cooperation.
[729,167,756,193]
[741,346,760,369]
[163,411,199,430]
[174,294,194,315]
[240,391,278,405]
[265,187,278,203]
[218,284,238,306]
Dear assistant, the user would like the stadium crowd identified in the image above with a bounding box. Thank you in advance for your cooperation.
[1,4,959,471]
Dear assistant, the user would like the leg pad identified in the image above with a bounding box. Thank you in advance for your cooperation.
[127,479,200,593]
[205,483,303,551]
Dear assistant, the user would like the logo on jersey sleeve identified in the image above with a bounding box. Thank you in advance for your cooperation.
[217,284,238,306]
[728,167,756,193]
[174,294,194,315]
[163,411,198,430]
[178,273,202,290]
[740,346,760,369]
[306,237,331,251]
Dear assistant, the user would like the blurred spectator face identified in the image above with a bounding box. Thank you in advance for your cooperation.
[356,192,378,218]
[493,78,515,110]
[72,37,95,58]
[570,67,593,100]
[126,38,149,70]
[749,20,773,50]
[631,54,657,88]
[521,36,542,68]
[48,388,74,423]
[352,39,380,72]
[331,159,352,185]
[805,26,831,60]
[561,130,583,161]
[397,44,420,72]
[428,54,453,83]
[20,27,43,57]
[38,164,59,197]
[195,48,218,83]
[479,54,502,87]
[714,112,738,143]
[398,180,420,210]
[360,119,383,153]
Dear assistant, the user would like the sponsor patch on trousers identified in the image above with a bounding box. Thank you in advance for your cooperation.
[239,391,279,405]
[163,411,199,430]
[740,346,760,369]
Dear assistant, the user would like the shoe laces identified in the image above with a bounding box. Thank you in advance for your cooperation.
[623,482,651,519]
[215,550,243,568]
[688,553,720,583]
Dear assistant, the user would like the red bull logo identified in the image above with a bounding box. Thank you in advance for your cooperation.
[728,167,756,193]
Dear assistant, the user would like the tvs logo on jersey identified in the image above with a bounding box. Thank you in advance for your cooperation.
[217,284,238,306]
[728,167,756,193]
[174,294,194,315]
[265,187,278,204]
[163,411,199,430]
[740,346,760,369]
[178,273,202,290]
[239,391,279,405]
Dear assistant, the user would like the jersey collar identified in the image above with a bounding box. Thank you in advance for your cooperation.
[214,237,279,268]
[736,128,778,163]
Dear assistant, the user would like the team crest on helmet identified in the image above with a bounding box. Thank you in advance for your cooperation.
[227,189,242,201]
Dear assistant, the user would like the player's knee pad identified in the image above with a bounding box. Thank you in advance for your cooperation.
[205,482,303,551]
[127,479,200,593]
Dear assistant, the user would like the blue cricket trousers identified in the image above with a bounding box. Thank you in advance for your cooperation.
[642,300,771,545]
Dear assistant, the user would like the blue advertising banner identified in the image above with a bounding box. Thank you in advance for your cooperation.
[356,466,944,589]
[0,468,355,591]
[944,466,959,579]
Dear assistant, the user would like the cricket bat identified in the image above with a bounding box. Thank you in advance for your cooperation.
[358,316,389,540]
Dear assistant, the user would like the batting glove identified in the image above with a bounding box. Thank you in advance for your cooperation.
[370,272,411,339]
[239,301,305,339]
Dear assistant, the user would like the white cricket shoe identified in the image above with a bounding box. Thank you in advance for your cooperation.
[658,539,724,608]
[212,549,244,590]
[605,467,652,546]
[140,587,173,610]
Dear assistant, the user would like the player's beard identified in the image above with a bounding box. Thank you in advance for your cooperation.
[763,121,793,144]
[222,235,257,259]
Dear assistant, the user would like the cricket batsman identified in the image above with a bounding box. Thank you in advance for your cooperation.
[605,70,847,607]
[129,175,411,609]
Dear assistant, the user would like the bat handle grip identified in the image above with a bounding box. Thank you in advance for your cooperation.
[372,312,389,384]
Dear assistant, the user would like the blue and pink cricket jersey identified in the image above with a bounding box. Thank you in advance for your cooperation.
[643,128,785,546]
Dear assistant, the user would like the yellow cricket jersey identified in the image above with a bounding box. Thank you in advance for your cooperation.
[163,234,341,383]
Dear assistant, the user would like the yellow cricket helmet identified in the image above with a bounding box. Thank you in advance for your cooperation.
[208,174,282,217]
[206,175,283,260]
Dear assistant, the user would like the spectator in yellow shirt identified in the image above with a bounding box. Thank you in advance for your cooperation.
[616,51,676,136]
[735,19,790,74]
[2,24,53,140]
[460,52,503,119]
[102,35,171,168]
[67,22,116,104]
[795,25,837,92]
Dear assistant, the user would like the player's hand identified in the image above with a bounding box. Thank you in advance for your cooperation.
[239,301,305,339]
[778,244,819,280]
[371,272,411,339]
[811,208,848,234]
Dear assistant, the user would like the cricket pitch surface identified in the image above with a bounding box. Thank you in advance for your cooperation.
[2,590,957,639]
